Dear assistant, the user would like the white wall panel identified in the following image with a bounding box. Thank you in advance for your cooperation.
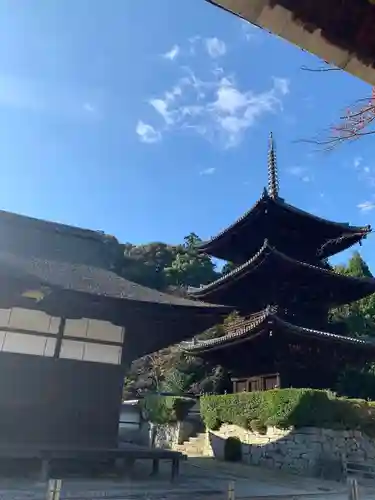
[8,308,60,334]
[87,319,124,343]
[2,333,49,356]
[59,340,85,360]
[44,338,57,357]
[0,309,11,328]
[64,318,88,338]
[83,343,122,365]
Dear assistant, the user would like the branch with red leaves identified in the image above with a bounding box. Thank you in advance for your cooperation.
[300,89,375,151]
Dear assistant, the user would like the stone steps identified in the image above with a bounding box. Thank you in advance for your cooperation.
[174,432,207,456]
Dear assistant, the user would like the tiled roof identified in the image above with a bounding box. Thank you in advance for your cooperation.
[0,209,112,243]
[181,306,375,353]
[189,239,375,297]
[198,193,371,254]
[0,251,229,309]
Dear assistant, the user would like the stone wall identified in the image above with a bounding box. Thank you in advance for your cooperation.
[154,420,200,449]
[203,424,375,479]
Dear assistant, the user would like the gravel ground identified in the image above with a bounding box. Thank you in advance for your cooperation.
[0,457,372,500]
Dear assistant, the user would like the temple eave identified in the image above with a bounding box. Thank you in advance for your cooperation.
[189,242,375,305]
[181,309,375,355]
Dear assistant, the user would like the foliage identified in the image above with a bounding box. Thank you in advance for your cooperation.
[224,437,242,462]
[249,419,267,435]
[330,251,375,337]
[200,389,375,436]
[140,395,195,424]
[335,365,375,401]
[164,233,218,288]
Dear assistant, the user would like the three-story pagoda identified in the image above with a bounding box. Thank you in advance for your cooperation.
[183,135,375,393]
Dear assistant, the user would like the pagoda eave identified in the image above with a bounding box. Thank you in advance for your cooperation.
[197,195,371,263]
[181,308,375,355]
[189,241,375,308]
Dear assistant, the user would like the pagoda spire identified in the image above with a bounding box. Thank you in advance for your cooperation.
[267,132,279,199]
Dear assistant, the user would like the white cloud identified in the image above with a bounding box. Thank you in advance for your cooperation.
[136,121,161,143]
[83,102,96,113]
[354,156,363,169]
[200,167,216,175]
[357,201,375,213]
[241,21,259,42]
[139,71,290,147]
[287,166,311,182]
[162,45,180,61]
[273,77,290,96]
[205,38,227,58]
[137,38,290,147]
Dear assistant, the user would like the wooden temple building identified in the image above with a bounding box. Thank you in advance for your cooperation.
[205,0,375,86]
[183,135,375,393]
[0,210,228,450]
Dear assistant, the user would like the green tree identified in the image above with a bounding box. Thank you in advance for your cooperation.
[331,251,375,337]
[164,233,219,288]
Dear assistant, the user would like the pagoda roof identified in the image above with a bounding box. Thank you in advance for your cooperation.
[198,134,371,262]
[189,240,375,307]
[198,193,371,262]
[181,306,375,355]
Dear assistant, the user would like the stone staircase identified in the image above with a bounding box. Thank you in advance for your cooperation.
[174,432,207,456]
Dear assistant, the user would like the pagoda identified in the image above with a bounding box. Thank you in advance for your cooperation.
[183,135,375,393]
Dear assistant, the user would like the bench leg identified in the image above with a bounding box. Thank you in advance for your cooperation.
[116,457,135,477]
[171,458,179,482]
[40,459,50,482]
[151,458,159,476]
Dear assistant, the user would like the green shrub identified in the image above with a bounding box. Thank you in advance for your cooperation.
[249,419,267,434]
[200,389,375,436]
[224,437,242,462]
[141,395,195,424]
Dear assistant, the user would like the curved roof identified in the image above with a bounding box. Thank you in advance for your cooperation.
[181,306,375,355]
[198,193,371,262]
[189,239,375,307]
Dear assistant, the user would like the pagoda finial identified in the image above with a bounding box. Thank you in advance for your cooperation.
[267,132,279,199]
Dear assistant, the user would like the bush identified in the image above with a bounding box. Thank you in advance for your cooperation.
[140,395,195,424]
[249,419,267,435]
[200,389,375,436]
[224,437,242,462]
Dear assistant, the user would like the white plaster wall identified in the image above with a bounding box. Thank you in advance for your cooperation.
[0,307,124,365]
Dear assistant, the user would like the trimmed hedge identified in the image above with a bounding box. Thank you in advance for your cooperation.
[140,395,195,424]
[200,389,375,436]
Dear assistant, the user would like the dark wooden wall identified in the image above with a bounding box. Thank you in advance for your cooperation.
[0,352,125,448]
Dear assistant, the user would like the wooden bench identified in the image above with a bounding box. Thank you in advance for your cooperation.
[0,444,185,483]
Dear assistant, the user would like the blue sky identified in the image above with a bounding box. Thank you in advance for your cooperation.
[1,0,375,270]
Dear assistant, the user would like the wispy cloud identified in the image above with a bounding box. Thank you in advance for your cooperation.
[162,45,180,61]
[200,167,216,175]
[357,201,375,213]
[205,38,226,58]
[354,156,363,169]
[286,165,311,182]
[138,66,290,148]
[241,21,260,42]
[136,121,161,143]
[83,102,96,114]
[353,156,375,187]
